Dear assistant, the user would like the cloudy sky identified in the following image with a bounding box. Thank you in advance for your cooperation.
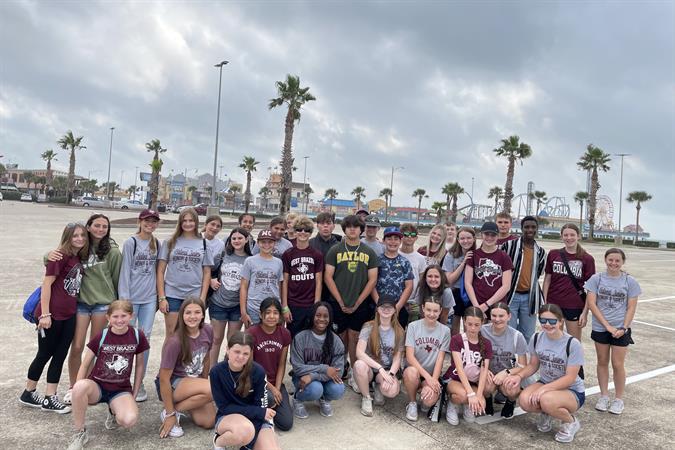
[1,1,673,238]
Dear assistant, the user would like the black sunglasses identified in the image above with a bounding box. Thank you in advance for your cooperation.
[539,318,559,325]
[66,221,85,228]
[294,227,313,233]
[402,232,418,237]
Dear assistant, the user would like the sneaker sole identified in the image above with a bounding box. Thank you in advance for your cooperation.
[595,407,608,412]
[537,426,552,433]
[319,411,333,418]
[360,409,373,417]
[608,409,623,415]
[42,407,72,414]
[446,417,459,426]
[405,415,418,421]
[19,399,43,408]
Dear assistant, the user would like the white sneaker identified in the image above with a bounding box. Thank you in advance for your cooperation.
[294,400,309,419]
[373,383,385,406]
[462,404,475,423]
[135,383,148,402]
[63,388,73,405]
[445,403,459,426]
[537,413,552,432]
[555,416,581,443]
[160,409,184,437]
[348,375,360,394]
[360,396,373,417]
[595,395,610,412]
[104,407,118,430]
[608,398,624,415]
[67,429,89,450]
[318,398,333,417]
[405,401,418,421]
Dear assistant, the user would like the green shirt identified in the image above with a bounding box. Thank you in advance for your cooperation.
[325,241,379,307]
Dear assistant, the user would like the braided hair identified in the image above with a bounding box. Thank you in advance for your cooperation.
[464,306,487,364]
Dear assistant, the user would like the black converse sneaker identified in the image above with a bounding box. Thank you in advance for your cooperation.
[42,394,72,414]
[19,389,44,408]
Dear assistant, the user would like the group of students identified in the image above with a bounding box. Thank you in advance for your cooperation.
[20,208,641,448]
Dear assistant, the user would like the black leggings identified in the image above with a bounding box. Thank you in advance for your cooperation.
[27,316,76,384]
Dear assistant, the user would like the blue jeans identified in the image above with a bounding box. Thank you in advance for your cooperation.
[131,302,156,378]
[508,292,536,343]
[293,378,345,402]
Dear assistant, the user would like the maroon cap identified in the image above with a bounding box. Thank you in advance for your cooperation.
[139,209,160,220]
[257,229,277,241]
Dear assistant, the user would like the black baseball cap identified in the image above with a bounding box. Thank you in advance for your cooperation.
[377,294,398,308]
[480,221,498,234]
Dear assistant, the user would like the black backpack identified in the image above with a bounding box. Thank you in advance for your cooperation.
[533,332,585,380]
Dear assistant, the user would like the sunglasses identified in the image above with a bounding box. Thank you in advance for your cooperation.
[66,221,85,228]
[402,232,417,237]
[539,318,559,325]
[294,227,313,233]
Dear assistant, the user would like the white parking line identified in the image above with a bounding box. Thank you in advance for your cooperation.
[638,295,675,303]
[637,259,675,263]
[633,320,675,332]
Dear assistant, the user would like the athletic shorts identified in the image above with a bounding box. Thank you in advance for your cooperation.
[561,307,584,322]
[96,383,131,404]
[591,329,634,347]
[327,298,374,334]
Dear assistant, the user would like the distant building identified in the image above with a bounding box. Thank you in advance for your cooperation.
[320,198,355,217]
[258,172,313,212]
[367,198,386,214]
[4,168,85,192]
[389,206,432,222]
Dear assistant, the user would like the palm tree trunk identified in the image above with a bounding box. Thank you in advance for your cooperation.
[634,203,641,245]
[502,157,516,214]
[588,169,599,240]
[493,198,499,217]
[451,196,458,222]
[579,202,584,231]
[445,195,451,222]
[245,171,252,213]
[279,110,295,215]
[67,149,76,204]
[417,197,422,226]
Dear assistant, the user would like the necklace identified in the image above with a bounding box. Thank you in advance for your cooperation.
[227,366,238,389]
[344,240,361,256]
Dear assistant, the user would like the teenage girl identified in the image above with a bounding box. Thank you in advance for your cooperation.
[247,298,293,431]
[209,227,252,369]
[49,214,122,405]
[210,332,281,450]
[20,222,88,413]
[67,300,149,450]
[503,304,585,444]
[202,214,225,299]
[543,223,596,340]
[585,248,641,415]
[444,227,476,335]
[444,307,493,425]
[481,303,528,419]
[157,298,216,439]
[157,208,213,344]
[402,295,451,422]
[418,265,456,326]
[118,209,160,402]
[290,302,346,419]
[417,224,447,267]
[354,296,404,417]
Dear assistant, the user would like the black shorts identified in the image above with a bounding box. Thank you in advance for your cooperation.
[591,329,634,347]
[288,305,314,339]
[328,298,374,334]
[451,288,466,317]
[561,308,584,322]
[398,305,410,328]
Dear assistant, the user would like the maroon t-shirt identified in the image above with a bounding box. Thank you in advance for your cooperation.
[247,325,291,383]
[160,325,213,378]
[466,248,513,304]
[87,327,150,392]
[443,333,493,381]
[35,255,83,321]
[545,249,596,309]
[496,235,518,245]
[282,246,324,308]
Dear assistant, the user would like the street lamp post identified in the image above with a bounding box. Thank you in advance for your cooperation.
[210,60,229,211]
[134,166,138,201]
[106,127,115,200]
[615,153,630,244]
[302,156,309,214]
[387,166,404,223]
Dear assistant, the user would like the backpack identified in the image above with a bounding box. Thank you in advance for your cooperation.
[533,332,585,379]
[459,271,471,306]
[131,236,159,258]
[22,287,42,324]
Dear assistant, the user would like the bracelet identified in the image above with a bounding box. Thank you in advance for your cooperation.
[39,313,52,319]
[282,306,291,314]
[163,410,176,418]
[467,392,476,398]
[377,366,384,372]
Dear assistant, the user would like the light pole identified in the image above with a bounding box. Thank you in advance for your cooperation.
[106,127,115,200]
[211,60,229,210]
[119,170,124,194]
[134,166,138,201]
[615,153,630,244]
[302,156,309,214]
[387,166,404,222]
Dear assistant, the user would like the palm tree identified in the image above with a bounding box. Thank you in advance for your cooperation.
[22,172,35,191]
[325,188,338,212]
[303,185,314,212]
[41,149,57,188]
[351,186,366,211]
[412,188,428,226]
[441,182,464,222]
[487,186,503,217]
[379,188,393,222]
[79,179,98,196]
[52,176,68,197]
[145,139,167,210]
[239,156,259,213]
[493,135,532,214]
[259,186,271,212]
[57,130,86,204]
[268,74,316,214]
[573,191,589,231]
[431,201,446,224]
[532,190,548,216]
[228,185,241,214]
[577,144,611,240]
[187,185,198,204]
[127,185,136,198]
[626,191,652,244]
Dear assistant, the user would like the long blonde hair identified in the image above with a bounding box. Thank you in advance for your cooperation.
[366,308,404,365]
[426,224,448,264]
[167,208,200,254]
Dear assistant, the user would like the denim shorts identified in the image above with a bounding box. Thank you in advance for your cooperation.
[570,389,586,408]
[77,303,109,315]
[96,383,131,404]
[166,297,184,313]
[154,375,183,402]
[209,303,241,322]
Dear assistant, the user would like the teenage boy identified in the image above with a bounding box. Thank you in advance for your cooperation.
[501,215,546,343]
[309,212,341,259]
[444,221,457,251]
[398,224,427,322]
[361,215,385,256]
[253,216,293,258]
[240,229,283,326]
[282,216,324,338]
[373,227,414,328]
[324,215,379,379]
[496,212,518,245]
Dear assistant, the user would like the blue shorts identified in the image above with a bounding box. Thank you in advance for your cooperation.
[154,375,183,402]
[570,389,585,408]
[166,297,184,313]
[96,383,131,404]
[209,303,241,322]
[77,303,109,315]
[215,415,273,449]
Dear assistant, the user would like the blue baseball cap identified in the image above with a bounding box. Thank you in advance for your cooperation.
[383,226,403,238]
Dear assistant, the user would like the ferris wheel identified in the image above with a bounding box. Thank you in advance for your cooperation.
[594,195,614,230]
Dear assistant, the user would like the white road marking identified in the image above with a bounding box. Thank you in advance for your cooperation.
[633,320,675,332]
[637,259,675,263]
[638,295,675,303]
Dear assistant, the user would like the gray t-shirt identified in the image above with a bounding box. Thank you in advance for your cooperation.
[361,238,385,256]
[442,252,464,289]
[399,250,427,303]
[529,331,584,393]
[159,237,214,299]
[481,324,528,374]
[205,237,225,269]
[211,253,249,308]
[417,287,455,311]
[118,236,160,304]
[359,323,403,369]
[252,237,293,259]
[585,272,642,332]
[405,319,451,374]
[240,255,283,312]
